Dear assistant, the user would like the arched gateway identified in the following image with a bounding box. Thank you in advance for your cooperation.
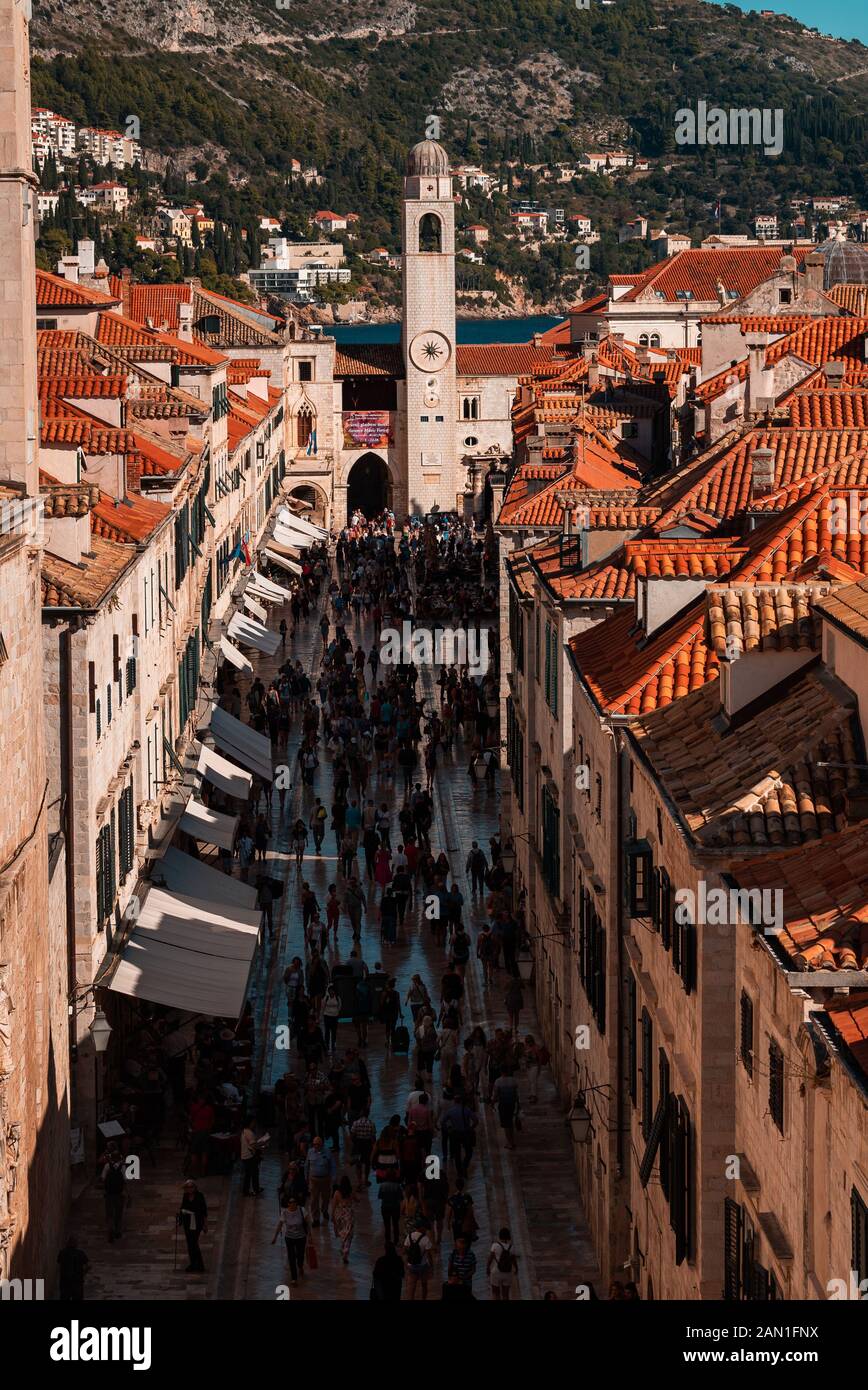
[347,453,391,518]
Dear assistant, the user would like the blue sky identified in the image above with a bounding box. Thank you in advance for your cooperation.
[710,1,868,45]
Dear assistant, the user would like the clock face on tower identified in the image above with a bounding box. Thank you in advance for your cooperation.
[409,330,451,372]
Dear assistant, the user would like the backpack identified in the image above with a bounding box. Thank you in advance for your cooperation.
[104,1163,125,1195]
[406,1232,425,1267]
[495,1241,514,1274]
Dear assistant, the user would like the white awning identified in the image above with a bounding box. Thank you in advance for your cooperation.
[276,508,327,539]
[196,743,253,801]
[227,611,281,656]
[108,884,259,1017]
[273,523,314,551]
[267,536,303,559]
[243,592,267,622]
[248,570,289,601]
[205,704,273,782]
[179,796,239,851]
[157,846,258,912]
[219,635,253,675]
[263,548,302,575]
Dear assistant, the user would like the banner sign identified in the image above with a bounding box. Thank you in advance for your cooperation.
[342,411,393,448]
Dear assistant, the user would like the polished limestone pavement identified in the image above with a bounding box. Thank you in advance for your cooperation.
[69,554,599,1301]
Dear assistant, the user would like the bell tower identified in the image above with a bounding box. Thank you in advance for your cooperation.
[401,138,458,515]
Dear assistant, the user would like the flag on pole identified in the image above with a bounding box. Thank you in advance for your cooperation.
[306,427,317,457]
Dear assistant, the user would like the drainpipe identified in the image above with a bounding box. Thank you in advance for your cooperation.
[61,622,78,1108]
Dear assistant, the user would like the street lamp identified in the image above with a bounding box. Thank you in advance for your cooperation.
[517,938,534,981]
[89,1009,112,1054]
[567,1091,593,1144]
[499,843,516,875]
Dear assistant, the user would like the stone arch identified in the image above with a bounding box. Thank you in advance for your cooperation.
[419,211,443,253]
[285,483,328,527]
[346,452,392,519]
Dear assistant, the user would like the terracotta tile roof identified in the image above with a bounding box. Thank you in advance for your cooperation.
[570,598,718,715]
[41,414,131,452]
[617,246,809,304]
[822,992,868,1076]
[536,535,747,603]
[654,429,868,528]
[633,667,860,848]
[35,269,120,309]
[90,487,169,540]
[567,291,608,314]
[456,345,557,376]
[700,313,814,332]
[706,582,829,657]
[693,358,749,403]
[815,575,868,646]
[766,316,868,367]
[537,319,571,345]
[335,343,402,377]
[41,374,127,399]
[788,389,868,429]
[96,311,227,367]
[41,534,134,607]
[498,439,642,526]
[506,548,536,599]
[729,823,868,970]
[674,347,702,367]
[827,283,868,316]
[125,283,191,330]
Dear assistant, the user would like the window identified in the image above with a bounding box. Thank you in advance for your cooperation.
[296,409,314,448]
[95,819,116,928]
[508,587,524,673]
[638,333,649,347]
[419,212,442,253]
[420,415,429,423]
[544,620,558,716]
[658,1051,671,1199]
[778,287,792,305]
[464,435,479,447]
[739,991,754,1076]
[118,781,135,881]
[174,502,190,589]
[670,1095,693,1265]
[126,655,137,697]
[298,360,313,382]
[852,1188,868,1287]
[626,973,637,1104]
[768,1040,784,1132]
[578,887,605,1032]
[541,785,560,899]
[505,696,524,812]
[626,840,653,917]
[535,612,541,683]
[106,683,112,726]
[594,773,602,822]
[95,698,101,740]
[673,897,697,995]
[650,334,661,348]
[37,317,59,330]
[462,396,480,420]
[640,1009,653,1140]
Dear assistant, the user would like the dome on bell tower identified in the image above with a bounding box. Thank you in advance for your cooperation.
[406,139,450,177]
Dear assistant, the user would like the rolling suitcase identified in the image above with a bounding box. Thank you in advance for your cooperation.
[392,1025,410,1054]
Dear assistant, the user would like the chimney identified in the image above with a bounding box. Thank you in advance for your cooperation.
[750,447,776,500]
[488,467,507,522]
[745,336,774,417]
[532,332,543,347]
[58,255,79,284]
[76,238,95,276]
[803,252,825,294]
[177,301,194,342]
[587,356,600,389]
[715,279,727,308]
[823,360,846,386]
